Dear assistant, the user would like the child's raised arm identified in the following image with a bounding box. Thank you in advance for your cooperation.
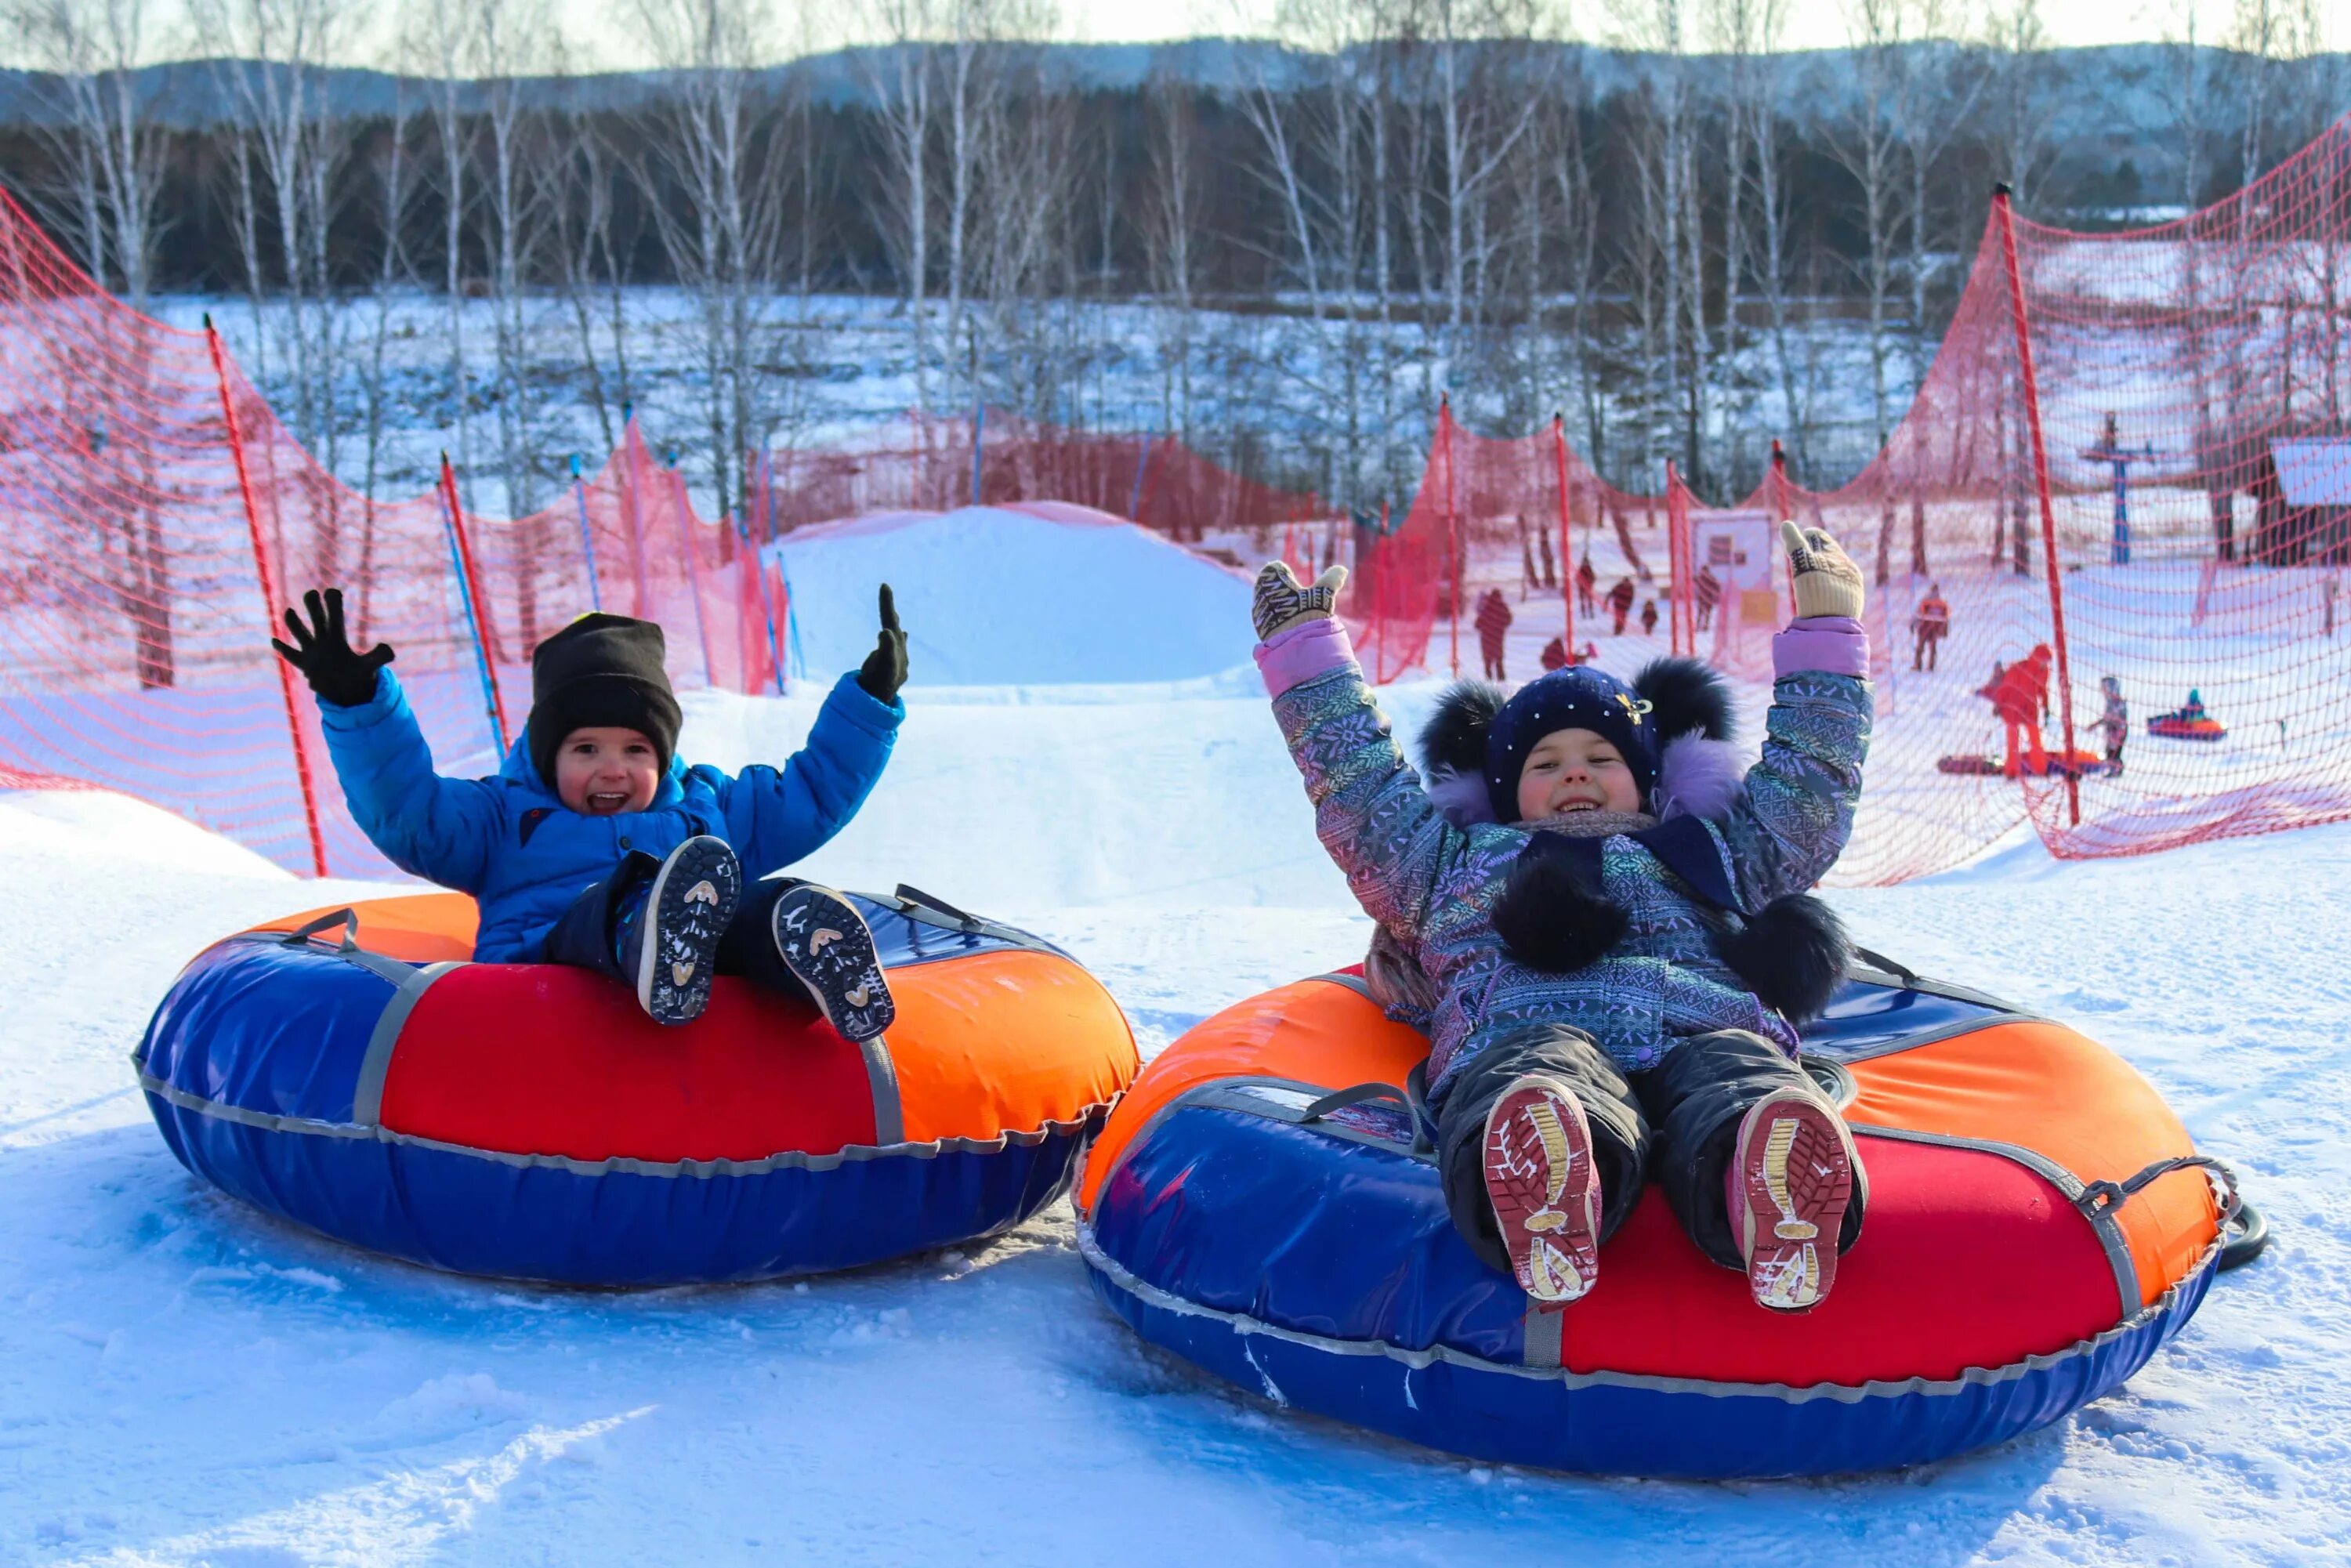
[275,588,502,891]
[714,585,906,868]
[1718,524,1875,909]
[1255,563,1476,936]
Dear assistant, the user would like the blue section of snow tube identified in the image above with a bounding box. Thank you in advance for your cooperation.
[139,936,389,1123]
[1085,1243,2214,1478]
[142,1085,1083,1284]
[135,914,1095,1286]
[1082,1100,2219,1478]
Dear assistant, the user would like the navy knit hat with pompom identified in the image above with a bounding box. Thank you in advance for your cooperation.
[1481,665,1658,822]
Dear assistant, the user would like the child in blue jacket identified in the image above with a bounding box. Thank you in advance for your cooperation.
[271,587,908,1040]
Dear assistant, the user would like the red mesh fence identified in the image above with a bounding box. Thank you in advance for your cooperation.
[1367,119,2351,883]
[753,412,1321,545]
[0,186,778,878]
[9,114,2351,886]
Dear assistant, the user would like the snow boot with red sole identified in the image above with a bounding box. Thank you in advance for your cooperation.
[1731,1088,1856,1314]
[1482,1074,1602,1304]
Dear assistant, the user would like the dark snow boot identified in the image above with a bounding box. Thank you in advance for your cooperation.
[770,882,896,1042]
[620,835,742,1026]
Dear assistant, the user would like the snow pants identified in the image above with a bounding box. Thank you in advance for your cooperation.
[1433,1025,1867,1275]
[538,849,819,1005]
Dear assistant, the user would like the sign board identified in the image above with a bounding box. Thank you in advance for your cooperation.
[1693,510,1779,626]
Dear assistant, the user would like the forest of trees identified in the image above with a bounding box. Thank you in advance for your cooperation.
[1,0,2344,520]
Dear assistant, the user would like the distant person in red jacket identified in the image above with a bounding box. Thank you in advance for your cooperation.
[1991,644,2055,777]
[1475,587,1513,680]
[1540,636,1567,672]
[1575,553,1598,616]
[1694,563,1722,632]
[1607,576,1636,635]
[1639,598,1659,637]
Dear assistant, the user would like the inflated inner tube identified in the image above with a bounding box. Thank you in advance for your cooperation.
[138,888,1137,1285]
[1078,963,2232,1479]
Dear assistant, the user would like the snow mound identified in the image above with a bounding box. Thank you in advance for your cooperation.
[766,505,1255,686]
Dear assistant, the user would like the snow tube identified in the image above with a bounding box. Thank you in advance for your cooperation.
[137,889,1136,1285]
[2147,715,2227,741]
[1078,962,2231,1477]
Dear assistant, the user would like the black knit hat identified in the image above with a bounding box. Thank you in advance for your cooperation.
[527,614,682,788]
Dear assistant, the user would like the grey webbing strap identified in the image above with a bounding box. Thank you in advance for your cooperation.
[1849,946,1918,987]
[1523,1304,1563,1368]
[2078,1154,2241,1226]
[1298,1082,1411,1124]
[277,907,415,987]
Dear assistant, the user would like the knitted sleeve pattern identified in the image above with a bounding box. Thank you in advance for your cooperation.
[1717,670,1874,910]
[1272,665,1470,937]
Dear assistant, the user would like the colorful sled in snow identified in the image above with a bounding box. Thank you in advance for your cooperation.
[2146,715,2227,741]
[136,890,1136,1285]
[1077,962,2237,1478]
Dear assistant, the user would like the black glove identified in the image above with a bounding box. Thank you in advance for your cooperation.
[857,583,909,702]
[272,588,394,708]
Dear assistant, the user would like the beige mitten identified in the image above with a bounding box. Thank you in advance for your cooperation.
[1252,561,1349,641]
[1780,520,1864,620]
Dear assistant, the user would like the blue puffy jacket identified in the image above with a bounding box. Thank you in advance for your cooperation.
[316,668,904,961]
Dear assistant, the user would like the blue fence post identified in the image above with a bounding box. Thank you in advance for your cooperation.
[570,453,603,611]
[1128,431,1157,520]
[970,404,986,505]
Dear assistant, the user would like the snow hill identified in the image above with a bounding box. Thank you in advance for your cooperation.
[2,680,2345,1562]
[766,505,1259,689]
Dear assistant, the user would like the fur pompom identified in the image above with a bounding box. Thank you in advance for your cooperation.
[1418,680,1505,780]
[1653,733,1744,822]
[1492,839,1628,974]
[1633,657,1736,744]
[1425,765,1498,828]
[1713,893,1852,1023]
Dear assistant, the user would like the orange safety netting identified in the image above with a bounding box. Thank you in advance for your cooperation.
[752,411,1321,544]
[0,185,779,878]
[1367,121,2351,884]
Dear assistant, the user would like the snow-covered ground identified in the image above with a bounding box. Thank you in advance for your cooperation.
[1,652,2344,1563]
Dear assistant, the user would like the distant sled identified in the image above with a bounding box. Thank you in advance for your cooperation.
[136,892,1137,1286]
[1936,748,2118,778]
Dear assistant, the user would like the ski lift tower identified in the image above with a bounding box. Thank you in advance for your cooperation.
[2082,410,2157,566]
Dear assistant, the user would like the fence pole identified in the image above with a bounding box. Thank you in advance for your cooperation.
[569,453,603,611]
[622,420,651,617]
[1128,433,1157,522]
[1552,414,1575,659]
[438,452,511,755]
[1665,462,1686,657]
[1443,396,1461,678]
[207,316,327,878]
[1994,184,2083,827]
[970,404,987,505]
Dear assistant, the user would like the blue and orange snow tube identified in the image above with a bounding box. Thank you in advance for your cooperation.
[1078,965,2235,1477]
[137,890,1136,1285]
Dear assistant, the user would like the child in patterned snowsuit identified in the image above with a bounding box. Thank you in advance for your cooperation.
[1252,523,1873,1314]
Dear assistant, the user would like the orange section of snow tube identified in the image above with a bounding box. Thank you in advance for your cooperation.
[261,893,1138,1154]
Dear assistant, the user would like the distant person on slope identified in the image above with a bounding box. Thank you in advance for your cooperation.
[270,588,908,1039]
[1248,520,1873,1316]
[1476,587,1514,680]
[1987,644,2055,777]
[2092,675,2128,775]
[1607,576,1636,636]
[1912,584,1951,672]
[1639,598,1659,638]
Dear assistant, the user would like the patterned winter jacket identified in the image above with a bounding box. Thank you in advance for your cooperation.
[1257,617,1872,1099]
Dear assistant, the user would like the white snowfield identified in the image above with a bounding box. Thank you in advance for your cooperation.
[767,504,1261,689]
[2,668,2345,1563]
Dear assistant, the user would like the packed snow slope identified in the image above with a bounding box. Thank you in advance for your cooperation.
[2,676,2345,1565]
[766,505,1258,688]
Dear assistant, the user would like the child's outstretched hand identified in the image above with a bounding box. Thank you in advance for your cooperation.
[1252,561,1347,642]
[857,583,909,701]
[1780,520,1864,620]
[272,587,394,708]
